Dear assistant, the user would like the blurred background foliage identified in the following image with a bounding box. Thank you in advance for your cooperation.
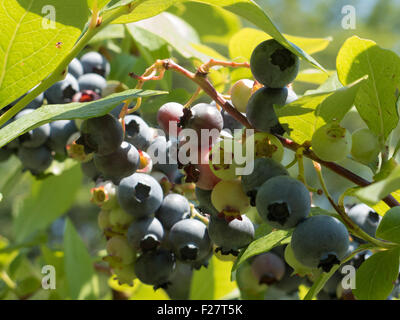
[0,0,399,300]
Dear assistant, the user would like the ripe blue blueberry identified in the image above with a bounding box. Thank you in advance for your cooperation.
[291,215,350,272]
[242,158,289,206]
[347,203,381,241]
[250,39,299,88]
[124,114,153,151]
[48,120,78,156]
[155,193,191,230]
[256,176,310,230]
[127,217,165,252]
[80,159,101,181]
[246,87,289,134]
[45,73,80,104]
[80,113,124,155]
[208,215,254,255]
[78,73,107,95]
[68,58,84,79]
[15,109,50,148]
[168,219,212,265]
[80,51,110,78]
[147,136,179,181]
[164,261,193,300]
[134,248,176,290]
[93,141,140,184]
[117,172,163,219]
[18,145,53,175]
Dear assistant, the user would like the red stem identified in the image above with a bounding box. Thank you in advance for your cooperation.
[150,59,400,208]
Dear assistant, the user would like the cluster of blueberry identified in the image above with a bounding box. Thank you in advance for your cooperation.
[0,51,111,175]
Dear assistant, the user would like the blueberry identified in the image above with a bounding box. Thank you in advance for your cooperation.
[208,215,254,256]
[246,87,288,134]
[78,73,107,95]
[242,158,289,206]
[221,109,244,131]
[195,187,219,217]
[157,102,184,137]
[155,193,191,230]
[45,73,80,104]
[80,159,101,181]
[80,51,110,78]
[168,219,212,265]
[164,261,193,300]
[117,173,163,219]
[18,145,53,175]
[134,248,176,290]
[273,265,303,294]
[256,176,310,230]
[127,217,165,252]
[15,109,50,148]
[291,215,350,272]
[48,120,78,156]
[68,58,84,79]
[124,114,153,151]
[250,39,299,88]
[72,90,101,103]
[347,204,381,241]
[236,262,267,296]
[93,141,140,184]
[80,113,124,155]
[251,252,286,285]
[147,136,178,181]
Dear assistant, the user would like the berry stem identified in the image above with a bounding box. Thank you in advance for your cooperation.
[128,58,400,209]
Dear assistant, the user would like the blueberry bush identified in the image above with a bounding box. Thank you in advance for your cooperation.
[0,0,400,301]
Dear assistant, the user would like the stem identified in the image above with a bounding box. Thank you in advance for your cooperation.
[0,4,132,127]
[128,58,400,209]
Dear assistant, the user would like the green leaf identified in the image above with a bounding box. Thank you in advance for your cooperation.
[64,219,99,300]
[337,36,400,142]
[88,24,125,44]
[276,76,367,144]
[0,89,166,148]
[0,0,90,109]
[128,12,210,61]
[87,0,110,10]
[170,2,241,45]
[13,164,82,242]
[354,248,400,300]
[355,166,400,205]
[296,69,335,85]
[229,28,331,62]
[112,0,324,70]
[190,255,237,299]
[232,230,291,272]
[376,207,400,243]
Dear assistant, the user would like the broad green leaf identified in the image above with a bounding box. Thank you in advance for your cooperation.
[0,156,23,197]
[232,230,291,271]
[297,69,335,85]
[190,255,214,299]
[229,28,332,62]
[128,12,209,61]
[0,89,166,148]
[0,237,18,270]
[355,166,400,205]
[213,257,237,299]
[13,164,82,242]
[337,36,400,142]
[254,223,273,239]
[277,76,367,144]
[376,207,400,243]
[87,0,110,10]
[112,0,324,70]
[191,43,227,61]
[170,2,241,45]
[88,24,125,44]
[126,24,166,52]
[0,0,90,109]
[354,248,400,300]
[64,219,99,300]
[190,255,237,299]
[276,93,329,144]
